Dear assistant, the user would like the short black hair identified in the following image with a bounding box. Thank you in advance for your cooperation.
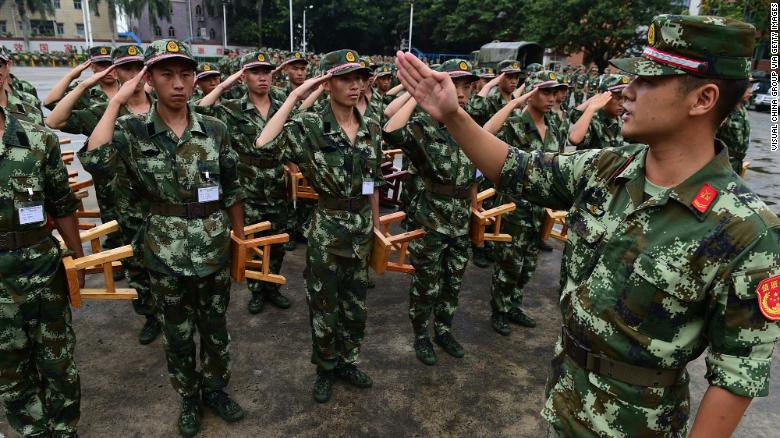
[677,76,749,125]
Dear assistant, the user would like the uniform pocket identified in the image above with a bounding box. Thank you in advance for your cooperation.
[11,176,44,205]
[563,208,607,283]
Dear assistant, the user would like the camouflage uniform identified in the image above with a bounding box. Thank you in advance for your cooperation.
[9,72,39,100]
[85,100,245,398]
[3,88,44,125]
[0,108,81,437]
[385,60,478,341]
[573,69,587,106]
[270,76,383,371]
[491,109,559,317]
[572,109,624,151]
[466,60,523,126]
[508,15,780,436]
[716,104,750,174]
[198,54,290,307]
[44,46,113,112]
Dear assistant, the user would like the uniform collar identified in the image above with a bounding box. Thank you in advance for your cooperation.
[146,102,206,140]
[320,100,368,140]
[614,141,734,219]
[240,93,279,119]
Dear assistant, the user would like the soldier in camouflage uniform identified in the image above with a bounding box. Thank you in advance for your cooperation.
[572,66,587,106]
[384,59,479,365]
[0,62,85,436]
[44,46,118,111]
[47,45,162,344]
[198,51,293,314]
[84,40,246,437]
[568,74,630,150]
[481,70,565,335]
[716,84,752,174]
[395,14,780,438]
[467,59,523,126]
[256,49,383,403]
[192,62,221,103]
[272,51,309,100]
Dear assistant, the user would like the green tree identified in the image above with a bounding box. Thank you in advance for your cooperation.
[521,0,679,72]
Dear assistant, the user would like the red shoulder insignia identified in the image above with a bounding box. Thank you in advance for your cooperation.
[756,275,780,321]
[691,183,717,213]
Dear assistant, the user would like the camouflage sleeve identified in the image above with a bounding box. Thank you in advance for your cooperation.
[44,82,76,111]
[276,119,304,164]
[369,124,387,189]
[43,132,79,218]
[382,119,433,176]
[466,95,491,126]
[497,147,600,211]
[61,104,103,136]
[216,121,245,208]
[705,227,780,397]
[78,120,127,180]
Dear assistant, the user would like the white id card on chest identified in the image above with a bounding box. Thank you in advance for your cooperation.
[362,179,375,195]
[18,202,45,225]
[197,185,220,203]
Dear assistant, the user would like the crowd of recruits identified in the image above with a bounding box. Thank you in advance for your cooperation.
[0,12,774,438]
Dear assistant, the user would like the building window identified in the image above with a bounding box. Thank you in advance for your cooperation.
[154,25,162,36]
[54,0,61,8]
[167,26,175,37]
[195,5,202,16]
[73,0,81,9]
[0,21,6,34]
[209,28,215,40]
[57,23,64,35]
[76,23,85,37]
[30,20,55,36]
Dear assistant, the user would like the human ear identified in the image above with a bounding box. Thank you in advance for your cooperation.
[688,83,719,118]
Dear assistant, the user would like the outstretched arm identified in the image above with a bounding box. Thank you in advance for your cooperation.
[568,92,611,146]
[43,60,92,107]
[255,74,331,147]
[483,88,537,135]
[46,66,115,129]
[395,51,509,183]
[199,67,244,106]
[87,67,147,150]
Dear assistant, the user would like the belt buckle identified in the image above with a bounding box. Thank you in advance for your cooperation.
[187,203,204,218]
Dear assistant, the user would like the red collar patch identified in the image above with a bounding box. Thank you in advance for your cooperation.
[691,183,717,213]
[756,275,780,321]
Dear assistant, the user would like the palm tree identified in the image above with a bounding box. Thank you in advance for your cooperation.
[124,0,172,35]
[13,0,56,51]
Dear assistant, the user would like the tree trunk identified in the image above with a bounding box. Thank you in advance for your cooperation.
[18,2,31,52]
[257,0,263,47]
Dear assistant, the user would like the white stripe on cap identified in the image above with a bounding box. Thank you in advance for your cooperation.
[607,84,628,92]
[326,62,362,75]
[243,61,272,69]
[196,71,220,80]
[145,52,193,65]
[114,55,144,64]
[535,80,559,88]
[642,46,706,72]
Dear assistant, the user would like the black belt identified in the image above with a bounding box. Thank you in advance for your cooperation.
[562,326,683,388]
[0,228,50,250]
[237,152,279,169]
[425,180,472,199]
[318,195,369,212]
[150,201,221,218]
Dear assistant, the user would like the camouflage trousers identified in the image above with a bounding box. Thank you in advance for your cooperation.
[291,199,316,240]
[408,230,470,337]
[0,267,80,438]
[93,175,123,250]
[116,213,153,317]
[148,266,232,398]
[245,203,287,297]
[490,223,540,314]
[304,243,369,371]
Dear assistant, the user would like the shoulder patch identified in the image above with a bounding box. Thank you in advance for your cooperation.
[692,183,718,213]
[756,275,780,321]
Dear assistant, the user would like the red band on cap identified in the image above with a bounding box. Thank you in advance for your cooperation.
[326,62,362,75]
[643,47,707,73]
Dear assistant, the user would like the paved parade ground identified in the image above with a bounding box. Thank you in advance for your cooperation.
[1,67,778,437]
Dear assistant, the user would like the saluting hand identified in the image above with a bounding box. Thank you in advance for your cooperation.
[395,51,459,122]
[79,64,115,89]
[586,91,614,112]
[220,67,245,90]
[111,66,147,106]
[290,73,332,101]
[69,60,92,80]
[511,83,526,99]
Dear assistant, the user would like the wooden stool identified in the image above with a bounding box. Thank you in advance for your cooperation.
[231,222,290,284]
[541,208,569,241]
[469,188,516,245]
[60,220,136,307]
[370,211,426,275]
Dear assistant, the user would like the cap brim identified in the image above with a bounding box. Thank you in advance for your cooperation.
[281,58,308,67]
[330,65,372,76]
[113,56,145,66]
[146,53,197,68]
[500,69,522,74]
[196,71,221,80]
[91,56,113,63]
[609,56,685,77]
[244,62,276,70]
[448,71,477,81]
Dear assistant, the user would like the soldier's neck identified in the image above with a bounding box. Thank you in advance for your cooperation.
[330,100,357,128]
[156,102,189,138]
[0,88,7,109]
[645,128,717,188]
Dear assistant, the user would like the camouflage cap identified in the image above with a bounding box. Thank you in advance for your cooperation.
[525,70,565,90]
[0,46,9,63]
[610,15,755,79]
[196,62,221,80]
[281,51,308,66]
[89,46,113,63]
[242,51,275,69]
[599,74,631,92]
[439,59,477,81]
[358,56,374,71]
[525,63,543,73]
[497,59,522,74]
[320,49,371,76]
[374,63,395,77]
[144,39,196,68]
[112,44,144,66]
[474,67,496,79]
